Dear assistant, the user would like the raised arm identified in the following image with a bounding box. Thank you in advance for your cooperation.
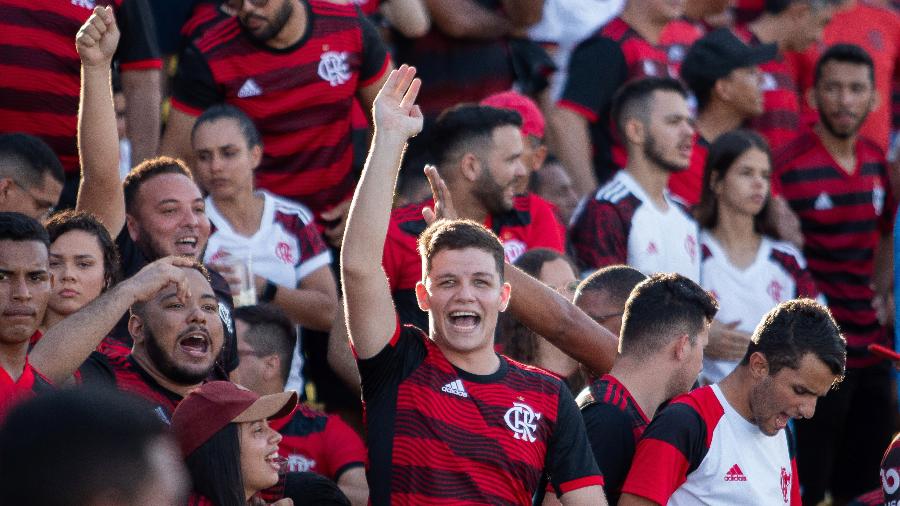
[29,256,195,384]
[75,7,126,238]
[341,65,423,359]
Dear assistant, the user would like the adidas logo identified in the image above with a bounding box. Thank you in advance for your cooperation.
[237,78,262,98]
[724,464,748,482]
[814,192,833,211]
[441,379,468,398]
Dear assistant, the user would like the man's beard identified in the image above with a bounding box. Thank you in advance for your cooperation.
[644,135,688,174]
[472,167,513,216]
[134,225,206,261]
[145,327,215,386]
[242,0,293,43]
[818,108,866,141]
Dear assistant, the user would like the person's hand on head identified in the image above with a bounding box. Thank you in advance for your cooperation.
[75,6,120,68]
[705,320,750,361]
[372,64,423,140]
[422,165,458,225]
[124,256,195,304]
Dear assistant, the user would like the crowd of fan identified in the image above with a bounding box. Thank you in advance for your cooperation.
[0,0,898,504]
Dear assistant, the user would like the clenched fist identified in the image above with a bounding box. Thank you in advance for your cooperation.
[76,6,120,68]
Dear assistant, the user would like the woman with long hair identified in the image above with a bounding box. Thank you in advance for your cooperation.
[497,248,585,392]
[41,210,121,333]
[694,130,819,384]
[172,381,298,506]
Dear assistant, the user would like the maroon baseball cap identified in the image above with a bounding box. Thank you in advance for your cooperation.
[481,91,545,139]
[171,381,297,457]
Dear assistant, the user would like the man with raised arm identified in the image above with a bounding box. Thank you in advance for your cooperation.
[341,65,607,506]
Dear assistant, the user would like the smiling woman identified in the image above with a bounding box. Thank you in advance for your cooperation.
[40,210,121,334]
[172,381,297,506]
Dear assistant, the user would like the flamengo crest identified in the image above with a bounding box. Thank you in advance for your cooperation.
[318,51,351,87]
[504,401,541,443]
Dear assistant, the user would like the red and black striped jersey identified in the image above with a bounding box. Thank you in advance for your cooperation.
[773,130,896,367]
[357,324,603,505]
[576,374,649,504]
[78,348,184,422]
[559,17,692,183]
[270,404,367,481]
[389,0,512,120]
[383,194,565,330]
[733,25,801,154]
[0,357,53,419]
[0,0,161,173]
[622,384,801,505]
[171,0,390,216]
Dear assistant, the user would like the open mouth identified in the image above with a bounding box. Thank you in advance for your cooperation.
[449,311,481,332]
[178,329,210,358]
[175,236,199,253]
[265,451,284,472]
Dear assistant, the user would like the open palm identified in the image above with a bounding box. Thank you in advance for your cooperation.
[372,65,423,139]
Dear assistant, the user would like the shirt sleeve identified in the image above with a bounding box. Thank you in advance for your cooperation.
[558,37,627,123]
[621,402,708,505]
[581,403,636,500]
[293,217,332,281]
[527,197,566,253]
[76,352,117,386]
[323,414,368,480]
[356,324,427,402]
[879,164,897,235]
[568,198,629,274]
[206,268,239,375]
[171,43,222,116]
[546,385,605,497]
[113,0,162,70]
[358,12,391,87]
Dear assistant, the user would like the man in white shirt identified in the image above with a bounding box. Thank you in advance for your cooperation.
[569,77,699,280]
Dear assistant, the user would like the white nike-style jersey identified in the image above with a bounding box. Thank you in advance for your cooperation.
[699,233,819,383]
[570,171,700,281]
[622,384,800,505]
[204,191,332,392]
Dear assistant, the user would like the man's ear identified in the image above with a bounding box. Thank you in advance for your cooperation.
[415,280,431,311]
[499,282,511,312]
[806,86,817,110]
[532,144,549,171]
[672,333,691,361]
[263,354,281,381]
[0,178,12,203]
[125,213,139,242]
[128,311,145,345]
[623,117,646,147]
[748,351,770,379]
[459,152,481,183]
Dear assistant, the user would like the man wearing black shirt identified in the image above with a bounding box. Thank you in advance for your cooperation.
[577,273,717,502]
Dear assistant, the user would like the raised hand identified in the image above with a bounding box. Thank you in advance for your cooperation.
[123,256,197,304]
[372,64,423,140]
[76,6,120,68]
[422,164,458,225]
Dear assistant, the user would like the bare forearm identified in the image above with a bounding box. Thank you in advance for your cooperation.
[328,306,361,394]
[271,287,337,331]
[424,0,511,38]
[381,0,430,38]
[551,108,597,195]
[341,133,407,276]
[77,64,126,235]
[30,281,137,383]
[505,264,616,373]
[337,471,369,506]
[121,69,161,163]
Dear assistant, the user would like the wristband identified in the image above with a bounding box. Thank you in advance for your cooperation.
[260,279,278,303]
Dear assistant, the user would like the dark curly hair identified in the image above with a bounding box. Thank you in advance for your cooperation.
[43,210,121,292]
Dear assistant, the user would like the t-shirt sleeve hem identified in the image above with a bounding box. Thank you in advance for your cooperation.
[170,98,204,117]
[295,252,333,280]
[558,475,605,494]
[360,56,390,88]
[557,99,599,123]
[333,461,366,481]
[120,59,164,71]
